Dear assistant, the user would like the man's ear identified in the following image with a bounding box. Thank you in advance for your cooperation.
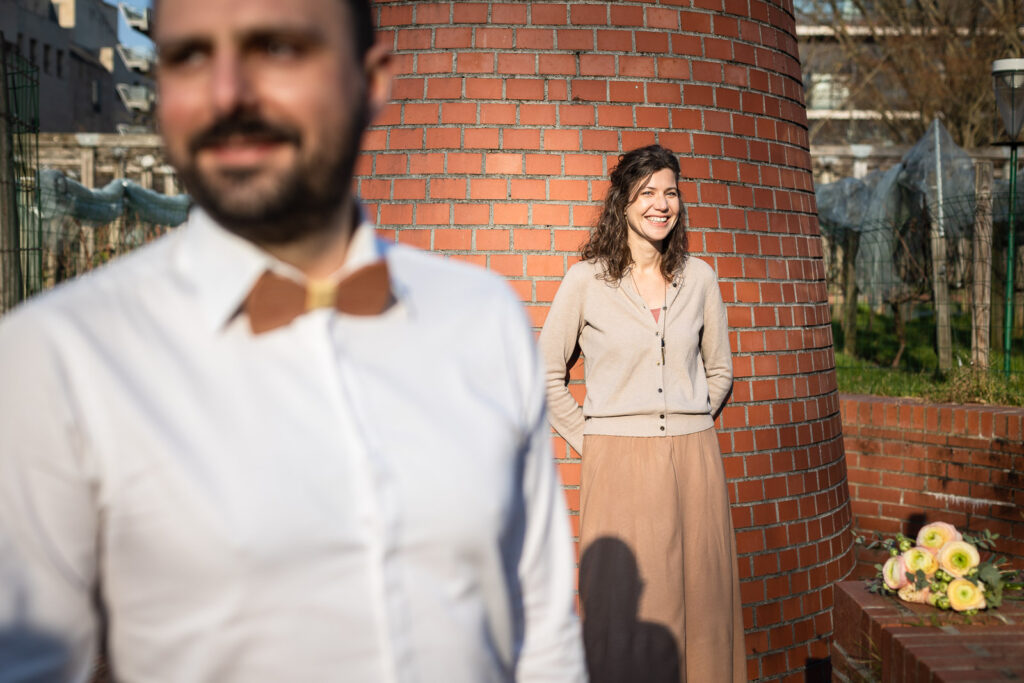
[364,42,393,125]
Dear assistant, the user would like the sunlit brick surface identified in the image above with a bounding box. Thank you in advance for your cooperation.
[359,2,854,679]
[832,581,1024,682]
[842,394,1024,578]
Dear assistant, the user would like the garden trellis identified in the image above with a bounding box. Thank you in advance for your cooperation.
[30,169,190,301]
[816,120,1024,375]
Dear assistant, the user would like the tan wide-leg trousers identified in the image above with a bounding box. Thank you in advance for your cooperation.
[579,429,747,683]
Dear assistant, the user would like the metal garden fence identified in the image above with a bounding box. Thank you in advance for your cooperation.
[822,186,1022,377]
[0,35,41,314]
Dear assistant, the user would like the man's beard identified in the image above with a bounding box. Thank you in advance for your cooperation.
[175,108,367,245]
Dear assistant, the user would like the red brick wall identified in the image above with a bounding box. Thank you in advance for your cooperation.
[842,394,1024,578]
[360,2,854,680]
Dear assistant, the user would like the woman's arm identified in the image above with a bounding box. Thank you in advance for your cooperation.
[701,268,733,418]
[538,267,588,455]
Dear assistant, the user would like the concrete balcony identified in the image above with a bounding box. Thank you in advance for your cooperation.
[116,84,154,113]
[117,46,153,75]
[118,4,151,36]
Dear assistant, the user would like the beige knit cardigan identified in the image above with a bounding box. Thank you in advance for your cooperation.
[538,256,733,454]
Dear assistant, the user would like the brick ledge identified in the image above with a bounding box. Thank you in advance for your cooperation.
[831,581,1024,682]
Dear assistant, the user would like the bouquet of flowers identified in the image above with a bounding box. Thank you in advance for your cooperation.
[863,522,1023,613]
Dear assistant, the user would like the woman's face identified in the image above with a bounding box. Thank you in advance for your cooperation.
[623,168,680,249]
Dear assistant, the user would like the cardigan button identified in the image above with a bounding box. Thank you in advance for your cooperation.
[660,426,665,431]
[657,388,662,393]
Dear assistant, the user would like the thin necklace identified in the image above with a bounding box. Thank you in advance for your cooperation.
[630,269,668,363]
[629,268,667,309]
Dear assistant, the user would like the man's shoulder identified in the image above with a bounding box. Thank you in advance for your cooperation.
[383,242,520,308]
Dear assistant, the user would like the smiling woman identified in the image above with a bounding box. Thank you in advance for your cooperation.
[539,145,746,683]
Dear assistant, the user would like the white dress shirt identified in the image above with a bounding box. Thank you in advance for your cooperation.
[0,209,585,683]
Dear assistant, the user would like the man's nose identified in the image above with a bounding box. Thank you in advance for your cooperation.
[210,51,256,115]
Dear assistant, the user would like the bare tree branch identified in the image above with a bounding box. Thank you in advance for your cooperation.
[802,0,1024,148]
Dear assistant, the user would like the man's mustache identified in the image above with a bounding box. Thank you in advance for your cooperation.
[188,115,302,155]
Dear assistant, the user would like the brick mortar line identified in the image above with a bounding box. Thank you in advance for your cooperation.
[845,431,1024,448]
[743,603,847,631]
[750,602,846,623]
[734,503,855,534]
[842,422,1024,442]
[371,128,818,152]
[847,480,1022,493]
[729,470,852,500]
[719,424,846,451]
[739,521,855,559]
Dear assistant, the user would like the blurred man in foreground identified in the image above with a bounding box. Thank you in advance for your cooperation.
[0,0,584,680]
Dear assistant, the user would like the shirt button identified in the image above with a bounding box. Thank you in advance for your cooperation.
[658,388,663,393]
[660,414,665,419]
[660,426,665,431]
[672,282,678,287]
[655,331,660,336]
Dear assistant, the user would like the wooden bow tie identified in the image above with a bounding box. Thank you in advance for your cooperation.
[243,261,392,334]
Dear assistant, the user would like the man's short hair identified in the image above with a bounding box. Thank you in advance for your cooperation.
[347,0,376,60]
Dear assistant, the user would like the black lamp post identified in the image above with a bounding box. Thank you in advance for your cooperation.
[992,58,1024,377]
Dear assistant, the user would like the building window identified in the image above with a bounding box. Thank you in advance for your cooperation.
[16,33,22,57]
[29,38,36,65]
[57,50,64,78]
[92,80,101,113]
[808,74,850,111]
[43,45,51,74]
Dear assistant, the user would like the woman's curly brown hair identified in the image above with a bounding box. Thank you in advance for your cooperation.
[580,144,688,282]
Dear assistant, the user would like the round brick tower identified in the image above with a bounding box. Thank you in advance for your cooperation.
[359,1,855,680]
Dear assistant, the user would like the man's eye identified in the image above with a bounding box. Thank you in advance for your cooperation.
[258,38,302,59]
[162,46,208,68]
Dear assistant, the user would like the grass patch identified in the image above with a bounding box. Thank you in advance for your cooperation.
[835,353,1024,406]
[833,304,1024,406]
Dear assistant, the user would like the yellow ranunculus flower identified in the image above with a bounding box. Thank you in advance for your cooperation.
[916,522,961,552]
[947,578,986,612]
[937,541,980,578]
[902,546,938,577]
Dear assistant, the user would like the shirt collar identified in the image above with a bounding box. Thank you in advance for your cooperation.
[175,206,386,332]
